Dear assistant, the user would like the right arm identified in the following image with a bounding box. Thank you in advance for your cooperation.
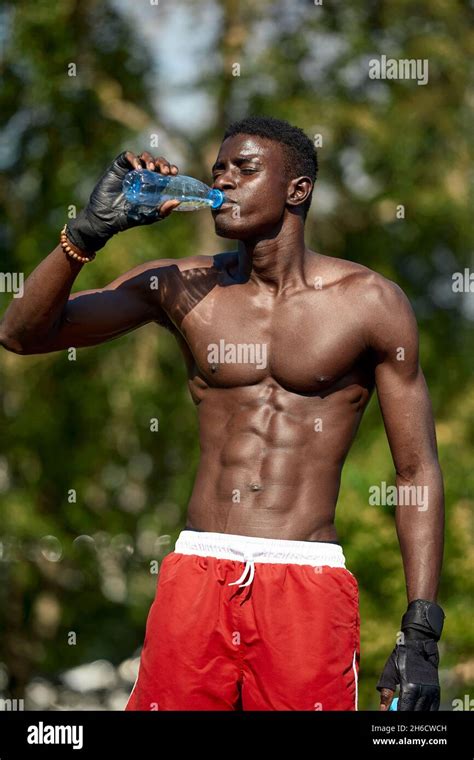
[0,250,179,354]
[0,150,181,354]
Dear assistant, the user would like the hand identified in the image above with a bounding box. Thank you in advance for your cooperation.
[377,599,445,712]
[377,638,440,711]
[66,151,181,253]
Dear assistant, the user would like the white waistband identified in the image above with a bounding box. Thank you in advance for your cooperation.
[174,530,346,568]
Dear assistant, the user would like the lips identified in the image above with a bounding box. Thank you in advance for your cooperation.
[212,198,238,212]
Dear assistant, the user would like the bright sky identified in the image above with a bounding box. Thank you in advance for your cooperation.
[113,0,219,132]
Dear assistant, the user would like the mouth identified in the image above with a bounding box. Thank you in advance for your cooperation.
[213,198,238,213]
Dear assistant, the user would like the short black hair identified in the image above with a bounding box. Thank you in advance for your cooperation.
[223,115,318,220]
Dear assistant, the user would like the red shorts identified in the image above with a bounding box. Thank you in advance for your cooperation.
[125,530,360,711]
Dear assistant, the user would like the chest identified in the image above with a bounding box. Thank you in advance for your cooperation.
[173,286,369,393]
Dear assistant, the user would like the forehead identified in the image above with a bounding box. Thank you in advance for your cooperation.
[214,134,284,163]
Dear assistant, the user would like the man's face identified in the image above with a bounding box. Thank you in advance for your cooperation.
[210,134,291,240]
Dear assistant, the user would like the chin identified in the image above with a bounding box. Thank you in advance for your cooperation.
[213,214,270,241]
[213,217,246,239]
[215,227,242,240]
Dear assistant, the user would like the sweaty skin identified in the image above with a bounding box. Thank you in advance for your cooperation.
[0,136,444,711]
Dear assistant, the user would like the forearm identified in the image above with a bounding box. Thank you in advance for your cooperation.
[1,151,179,354]
[395,461,445,603]
[0,244,83,352]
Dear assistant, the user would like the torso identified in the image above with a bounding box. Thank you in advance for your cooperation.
[155,249,377,541]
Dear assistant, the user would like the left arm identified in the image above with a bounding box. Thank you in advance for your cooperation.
[364,276,445,711]
[369,279,444,602]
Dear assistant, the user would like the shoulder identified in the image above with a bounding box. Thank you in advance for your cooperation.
[354,272,417,359]
[311,253,418,352]
[348,264,414,318]
[318,254,414,317]
[114,252,229,289]
[137,251,232,275]
[132,253,215,274]
[313,253,405,301]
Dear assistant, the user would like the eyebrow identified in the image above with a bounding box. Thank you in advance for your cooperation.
[211,154,262,172]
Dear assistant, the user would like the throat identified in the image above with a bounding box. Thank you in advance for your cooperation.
[237,240,310,295]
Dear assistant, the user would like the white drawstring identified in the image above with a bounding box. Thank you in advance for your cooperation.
[228,556,255,587]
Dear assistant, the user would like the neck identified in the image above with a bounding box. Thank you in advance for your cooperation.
[236,219,308,295]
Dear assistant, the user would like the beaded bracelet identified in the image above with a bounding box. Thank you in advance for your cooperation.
[60,224,96,263]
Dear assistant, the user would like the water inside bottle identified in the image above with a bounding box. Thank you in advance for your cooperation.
[172,198,214,211]
[122,169,226,213]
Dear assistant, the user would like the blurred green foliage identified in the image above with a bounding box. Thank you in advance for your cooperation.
[0,0,473,710]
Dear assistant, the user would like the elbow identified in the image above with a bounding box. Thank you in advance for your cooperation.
[0,316,45,354]
[396,457,442,484]
[0,327,27,354]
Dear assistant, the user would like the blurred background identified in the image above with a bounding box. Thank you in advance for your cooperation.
[0,0,473,711]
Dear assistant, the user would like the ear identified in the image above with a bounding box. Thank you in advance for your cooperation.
[286,176,313,210]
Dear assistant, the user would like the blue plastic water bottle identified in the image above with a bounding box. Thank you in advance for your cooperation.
[122,169,227,214]
[389,697,399,711]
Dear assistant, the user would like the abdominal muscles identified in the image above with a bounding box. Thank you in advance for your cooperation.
[186,377,370,539]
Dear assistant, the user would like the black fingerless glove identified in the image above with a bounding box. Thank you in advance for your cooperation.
[66,152,163,253]
[377,599,445,711]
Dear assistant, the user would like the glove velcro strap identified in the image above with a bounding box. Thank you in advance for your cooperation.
[401,599,445,641]
[65,209,110,253]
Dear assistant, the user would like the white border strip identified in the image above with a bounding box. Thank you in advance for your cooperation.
[352,648,359,711]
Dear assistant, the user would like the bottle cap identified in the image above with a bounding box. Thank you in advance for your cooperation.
[208,189,226,209]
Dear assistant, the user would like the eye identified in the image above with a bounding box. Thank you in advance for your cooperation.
[241,169,256,174]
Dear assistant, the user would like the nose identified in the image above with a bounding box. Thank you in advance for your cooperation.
[212,171,236,194]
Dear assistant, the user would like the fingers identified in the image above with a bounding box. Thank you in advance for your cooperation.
[414,693,433,711]
[413,686,439,712]
[151,156,179,175]
[124,151,179,175]
[157,199,181,217]
[379,687,395,711]
[398,685,418,711]
[124,151,144,171]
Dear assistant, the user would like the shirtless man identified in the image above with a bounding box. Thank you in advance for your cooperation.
[0,116,445,712]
